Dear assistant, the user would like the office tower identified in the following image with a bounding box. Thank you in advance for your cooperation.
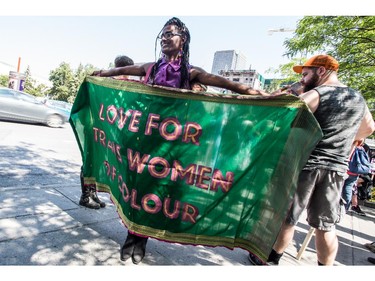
[211,50,247,75]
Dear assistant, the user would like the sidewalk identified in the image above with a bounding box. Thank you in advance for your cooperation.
[0,179,374,266]
[0,122,374,268]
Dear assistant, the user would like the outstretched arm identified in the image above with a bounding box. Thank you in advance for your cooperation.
[92,63,153,77]
[190,67,269,96]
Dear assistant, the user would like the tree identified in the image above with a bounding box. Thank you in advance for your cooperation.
[70,63,96,103]
[49,62,96,103]
[265,58,305,91]
[23,66,49,97]
[48,62,76,101]
[0,74,8,87]
[283,16,375,103]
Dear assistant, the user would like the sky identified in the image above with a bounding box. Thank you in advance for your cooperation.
[1,0,370,86]
[0,16,302,84]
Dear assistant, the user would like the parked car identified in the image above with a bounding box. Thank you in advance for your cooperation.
[45,99,72,111]
[0,87,68,128]
[44,99,72,120]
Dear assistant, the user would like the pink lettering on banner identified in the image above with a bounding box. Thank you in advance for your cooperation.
[182,123,202,145]
[170,161,196,185]
[163,198,181,219]
[181,203,199,223]
[148,157,170,178]
[159,117,183,141]
[118,107,131,129]
[106,105,118,124]
[118,175,130,202]
[128,110,142,132]
[127,149,150,173]
[195,166,212,190]
[141,194,162,214]
[98,104,202,145]
[93,127,122,163]
[145,113,160,135]
[125,148,234,193]
[118,187,199,224]
[210,169,234,193]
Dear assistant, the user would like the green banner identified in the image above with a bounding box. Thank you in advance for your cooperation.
[70,76,322,261]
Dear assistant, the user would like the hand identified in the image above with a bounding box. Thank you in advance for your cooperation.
[91,70,102,76]
[271,89,285,96]
[245,89,270,96]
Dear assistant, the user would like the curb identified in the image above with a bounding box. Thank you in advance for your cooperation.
[364,200,375,208]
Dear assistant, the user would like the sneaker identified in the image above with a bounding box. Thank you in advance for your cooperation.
[368,257,375,265]
[351,205,366,216]
[248,253,278,265]
[248,253,265,265]
[365,242,375,253]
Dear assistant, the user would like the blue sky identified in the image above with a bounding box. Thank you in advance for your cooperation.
[0,16,301,82]
[0,0,369,84]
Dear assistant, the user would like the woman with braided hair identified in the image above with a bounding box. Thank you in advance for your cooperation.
[92,16,268,265]
[93,17,268,96]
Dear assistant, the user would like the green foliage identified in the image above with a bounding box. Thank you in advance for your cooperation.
[283,16,375,103]
[265,58,305,91]
[1,62,97,103]
[23,66,49,97]
[0,74,8,87]
[49,62,96,103]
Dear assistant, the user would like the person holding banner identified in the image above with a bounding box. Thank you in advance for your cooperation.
[91,17,270,264]
[248,54,375,266]
[79,55,135,209]
[92,18,268,97]
[113,55,134,80]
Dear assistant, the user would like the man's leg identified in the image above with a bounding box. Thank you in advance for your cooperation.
[315,229,338,265]
[248,221,295,265]
[270,170,318,261]
[249,170,318,265]
[273,222,296,254]
[307,170,345,265]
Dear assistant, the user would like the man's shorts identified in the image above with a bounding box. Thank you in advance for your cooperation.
[285,168,346,231]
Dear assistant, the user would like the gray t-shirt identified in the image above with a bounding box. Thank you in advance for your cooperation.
[304,85,366,173]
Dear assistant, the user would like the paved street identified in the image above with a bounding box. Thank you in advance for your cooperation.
[0,120,374,271]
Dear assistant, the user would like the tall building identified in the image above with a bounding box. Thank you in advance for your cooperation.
[211,50,247,75]
[219,69,265,90]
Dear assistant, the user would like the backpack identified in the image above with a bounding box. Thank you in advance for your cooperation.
[348,147,371,175]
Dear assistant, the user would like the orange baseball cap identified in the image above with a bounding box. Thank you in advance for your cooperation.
[293,55,339,73]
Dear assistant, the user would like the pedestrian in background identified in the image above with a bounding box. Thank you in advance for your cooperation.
[79,55,134,209]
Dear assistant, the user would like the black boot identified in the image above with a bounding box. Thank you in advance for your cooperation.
[120,233,137,261]
[132,236,148,264]
[89,186,106,208]
[79,170,100,209]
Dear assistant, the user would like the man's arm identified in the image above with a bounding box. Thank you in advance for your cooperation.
[355,106,375,140]
[299,89,320,113]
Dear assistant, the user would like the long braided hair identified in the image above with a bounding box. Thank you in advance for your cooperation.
[149,17,191,89]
